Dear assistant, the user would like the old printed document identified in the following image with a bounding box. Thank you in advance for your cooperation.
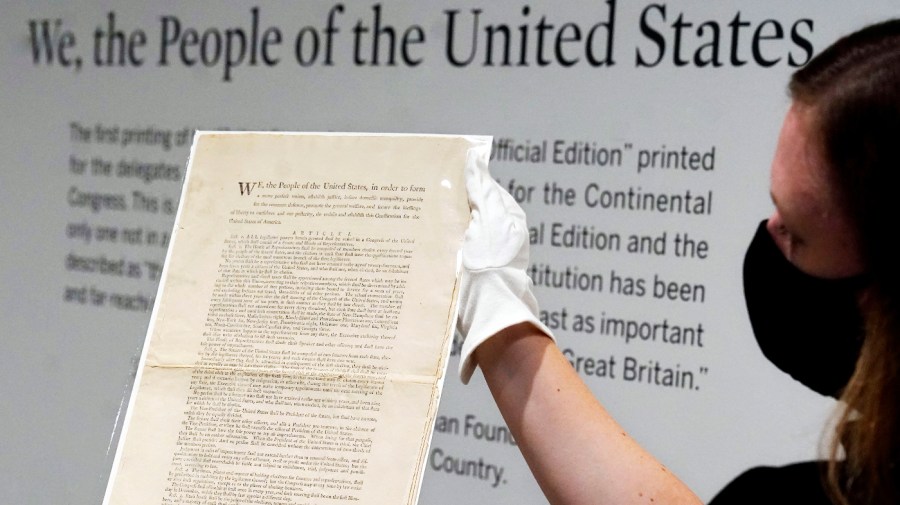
[103,133,489,504]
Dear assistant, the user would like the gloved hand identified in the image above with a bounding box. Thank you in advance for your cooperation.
[457,149,554,384]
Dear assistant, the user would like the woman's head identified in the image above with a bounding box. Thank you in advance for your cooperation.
[782,19,900,280]
[778,18,900,505]
[767,103,865,279]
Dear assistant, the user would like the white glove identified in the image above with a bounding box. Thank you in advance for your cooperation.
[457,149,554,384]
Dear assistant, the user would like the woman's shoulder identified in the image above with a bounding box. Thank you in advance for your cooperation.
[709,461,832,505]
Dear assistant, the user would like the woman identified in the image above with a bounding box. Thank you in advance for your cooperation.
[456,19,900,505]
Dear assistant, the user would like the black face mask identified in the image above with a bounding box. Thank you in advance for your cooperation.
[743,220,865,398]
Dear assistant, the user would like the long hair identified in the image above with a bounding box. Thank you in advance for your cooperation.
[789,19,900,505]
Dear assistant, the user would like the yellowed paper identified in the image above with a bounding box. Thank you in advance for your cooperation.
[104,132,488,504]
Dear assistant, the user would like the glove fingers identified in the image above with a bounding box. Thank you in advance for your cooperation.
[498,183,526,220]
[462,144,531,271]
[464,148,491,211]
[482,178,510,220]
[493,180,529,269]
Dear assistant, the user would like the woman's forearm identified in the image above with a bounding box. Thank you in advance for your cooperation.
[475,323,701,505]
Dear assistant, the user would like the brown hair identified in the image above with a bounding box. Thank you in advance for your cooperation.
[789,19,900,505]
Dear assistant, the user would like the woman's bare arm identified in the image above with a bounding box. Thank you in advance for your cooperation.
[476,323,701,505]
